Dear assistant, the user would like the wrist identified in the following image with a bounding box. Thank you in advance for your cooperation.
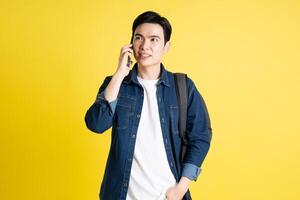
[177,176,190,193]
[114,70,125,78]
[112,71,127,83]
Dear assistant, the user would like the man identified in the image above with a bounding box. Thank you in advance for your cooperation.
[85,11,212,200]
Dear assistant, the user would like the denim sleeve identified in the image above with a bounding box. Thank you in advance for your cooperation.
[85,76,118,133]
[181,163,202,181]
[96,89,118,114]
[182,77,212,181]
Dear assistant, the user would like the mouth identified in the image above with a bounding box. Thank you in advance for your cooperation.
[138,53,151,59]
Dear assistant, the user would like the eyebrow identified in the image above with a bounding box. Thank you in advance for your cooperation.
[134,33,161,39]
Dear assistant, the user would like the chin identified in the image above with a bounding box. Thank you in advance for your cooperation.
[138,60,159,68]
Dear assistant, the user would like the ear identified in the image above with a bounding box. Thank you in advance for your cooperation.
[163,41,171,54]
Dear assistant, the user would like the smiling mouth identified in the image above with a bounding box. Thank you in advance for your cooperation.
[139,54,151,59]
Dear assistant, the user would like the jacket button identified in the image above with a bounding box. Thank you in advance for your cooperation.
[132,134,135,138]
[137,114,140,118]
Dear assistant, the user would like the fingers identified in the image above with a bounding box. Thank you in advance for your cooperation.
[120,44,134,56]
[121,43,133,49]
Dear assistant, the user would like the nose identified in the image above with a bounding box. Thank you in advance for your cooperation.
[140,39,150,50]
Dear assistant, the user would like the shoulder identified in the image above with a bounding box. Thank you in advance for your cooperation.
[167,69,197,91]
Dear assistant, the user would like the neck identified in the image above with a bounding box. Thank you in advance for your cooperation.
[137,63,161,80]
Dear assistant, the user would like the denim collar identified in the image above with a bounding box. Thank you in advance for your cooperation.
[124,62,170,87]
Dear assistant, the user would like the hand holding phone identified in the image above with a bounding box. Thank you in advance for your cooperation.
[115,44,133,78]
[126,55,131,67]
[126,44,133,67]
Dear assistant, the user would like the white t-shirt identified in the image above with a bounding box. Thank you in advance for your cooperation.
[126,76,176,200]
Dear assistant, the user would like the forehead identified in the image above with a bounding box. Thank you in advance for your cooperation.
[134,23,164,37]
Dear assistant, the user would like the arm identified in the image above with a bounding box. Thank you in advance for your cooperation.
[84,44,134,133]
[166,78,212,199]
[181,77,213,181]
[84,75,117,133]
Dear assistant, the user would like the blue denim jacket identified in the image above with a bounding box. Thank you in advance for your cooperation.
[85,63,212,200]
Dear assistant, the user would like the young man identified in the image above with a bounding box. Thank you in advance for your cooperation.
[85,11,212,200]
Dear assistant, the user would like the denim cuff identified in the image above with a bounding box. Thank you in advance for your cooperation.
[96,89,118,115]
[181,163,202,181]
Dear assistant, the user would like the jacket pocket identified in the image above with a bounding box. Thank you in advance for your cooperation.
[114,95,134,130]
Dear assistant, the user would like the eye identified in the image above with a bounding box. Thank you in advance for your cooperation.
[151,38,159,42]
[134,36,142,41]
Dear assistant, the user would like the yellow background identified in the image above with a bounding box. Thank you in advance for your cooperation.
[1,0,299,199]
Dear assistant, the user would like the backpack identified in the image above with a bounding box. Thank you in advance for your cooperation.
[174,73,192,200]
[174,73,188,163]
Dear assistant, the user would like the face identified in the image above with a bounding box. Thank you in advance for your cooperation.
[132,23,170,69]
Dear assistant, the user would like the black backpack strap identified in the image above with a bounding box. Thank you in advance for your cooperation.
[174,73,194,200]
[174,73,188,163]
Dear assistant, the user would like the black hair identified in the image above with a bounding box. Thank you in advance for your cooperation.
[130,11,172,45]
